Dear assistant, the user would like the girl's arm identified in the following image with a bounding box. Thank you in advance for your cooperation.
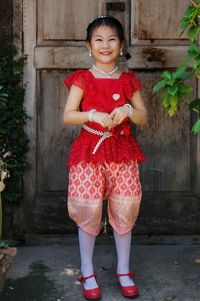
[63,85,89,125]
[63,85,113,129]
[110,90,147,127]
[129,90,147,125]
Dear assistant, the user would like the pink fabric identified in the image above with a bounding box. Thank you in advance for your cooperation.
[68,161,142,236]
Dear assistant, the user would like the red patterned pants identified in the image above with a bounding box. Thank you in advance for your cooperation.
[68,161,142,236]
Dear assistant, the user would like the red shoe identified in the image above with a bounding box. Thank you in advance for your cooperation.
[78,273,102,300]
[115,271,139,298]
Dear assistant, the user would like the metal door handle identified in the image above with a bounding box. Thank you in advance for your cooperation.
[106,2,126,12]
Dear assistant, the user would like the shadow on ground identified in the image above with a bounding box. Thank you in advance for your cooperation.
[1,261,64,301]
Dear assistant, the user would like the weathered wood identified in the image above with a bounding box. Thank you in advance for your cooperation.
[13,0,23,53]
[21,0,200,238]
[0,255,12,293]
[23,0,37,234]
[34,46,188,69]
[131,0,189,44]
[128,46,188,69]
[36,69,195,193]
[37,70,79,192]
[35,46,90,68]
[137,192,200,235]
[100,0,130,43]
[25,233,200,245]
[29,192,200,235]
[37,0,100,44]
[197,77,200,196]
[32,194,74,234]
[135,72,196,192]
[0,0,13,44]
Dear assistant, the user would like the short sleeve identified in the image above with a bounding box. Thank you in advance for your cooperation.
[63,70,86,92]
[123,71,142,100]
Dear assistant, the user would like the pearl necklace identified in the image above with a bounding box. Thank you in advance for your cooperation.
[93,64,118,78]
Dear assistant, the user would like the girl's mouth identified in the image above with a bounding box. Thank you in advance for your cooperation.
[100,52,112,55]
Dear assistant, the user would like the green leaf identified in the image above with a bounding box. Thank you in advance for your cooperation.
[180,6,194,30]
[152,79,166,93]
[169,94,179,109]
[161,91,170,108]
[166,79,175,86]
[167,85,178,96]
[181,53,196,65]
[176,72,193,80]
[0,39,29,205]
[172,65,188,79]
[168,107,177,117]
[189,98,200,112]
[0,93,8,97]
[0,102,6,109]
[191,119,200,134]
[178,83,193,96]
[180,19,189,31]
[188,44,200,55]
[193,58,200,69]
[0,241,9,249]
[162,97,169,108]
[161,70,172,80]
[188,26,200,42]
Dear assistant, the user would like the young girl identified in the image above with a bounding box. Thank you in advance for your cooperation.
[63,16,147,300]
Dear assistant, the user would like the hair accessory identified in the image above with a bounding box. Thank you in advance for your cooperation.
[124,104,134,116]
[89,15,109,24]
[93,64,118,78]
[88,109,97,122]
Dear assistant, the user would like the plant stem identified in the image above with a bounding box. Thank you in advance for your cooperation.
[190,0,197,6]
[0,194,2,239]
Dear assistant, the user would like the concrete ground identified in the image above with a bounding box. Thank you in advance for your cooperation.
[1,240,200,301]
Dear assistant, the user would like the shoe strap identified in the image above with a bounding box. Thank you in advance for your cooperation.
[78,273,97,283]
[115,271,135,278]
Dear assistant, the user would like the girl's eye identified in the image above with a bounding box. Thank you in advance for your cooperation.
[110,39,116,41]
[95,39,102,41]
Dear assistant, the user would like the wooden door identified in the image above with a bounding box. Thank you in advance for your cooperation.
[23,0,200,238]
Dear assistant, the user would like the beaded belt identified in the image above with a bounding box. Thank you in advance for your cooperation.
[82,124,116,154]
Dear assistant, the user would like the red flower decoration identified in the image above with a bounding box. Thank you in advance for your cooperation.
[122,126,131,136]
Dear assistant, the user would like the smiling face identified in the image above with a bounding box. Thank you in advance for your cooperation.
[87,25,123,70]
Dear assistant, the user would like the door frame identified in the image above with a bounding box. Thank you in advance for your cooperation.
[14,0,200,236]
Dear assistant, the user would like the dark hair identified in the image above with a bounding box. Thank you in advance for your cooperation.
[86,16,125,43]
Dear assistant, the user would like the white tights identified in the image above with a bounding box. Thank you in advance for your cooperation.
[113,229,135,287]
[78,227,134,290]
[78,228,98,289]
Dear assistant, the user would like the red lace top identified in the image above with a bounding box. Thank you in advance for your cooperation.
[64,69,146,167]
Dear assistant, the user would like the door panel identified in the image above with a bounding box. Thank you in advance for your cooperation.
[137,73,196,192]
[23,0,200,236]
[132,0,188,40]
[38,0,100,44]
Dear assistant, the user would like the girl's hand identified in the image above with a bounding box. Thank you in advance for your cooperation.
[109,106,129,127]
[93,112,113,130]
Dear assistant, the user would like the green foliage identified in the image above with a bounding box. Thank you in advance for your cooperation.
[191,119,200,133]
[0,38,29,204]
[189,98,200,133]
[153,67,193,117]
[0,240,9,249]
[180,2,200,39]
[153,0,200,132]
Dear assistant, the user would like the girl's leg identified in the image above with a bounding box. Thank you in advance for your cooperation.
[113,229,135,286]
[78,227,98,289]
